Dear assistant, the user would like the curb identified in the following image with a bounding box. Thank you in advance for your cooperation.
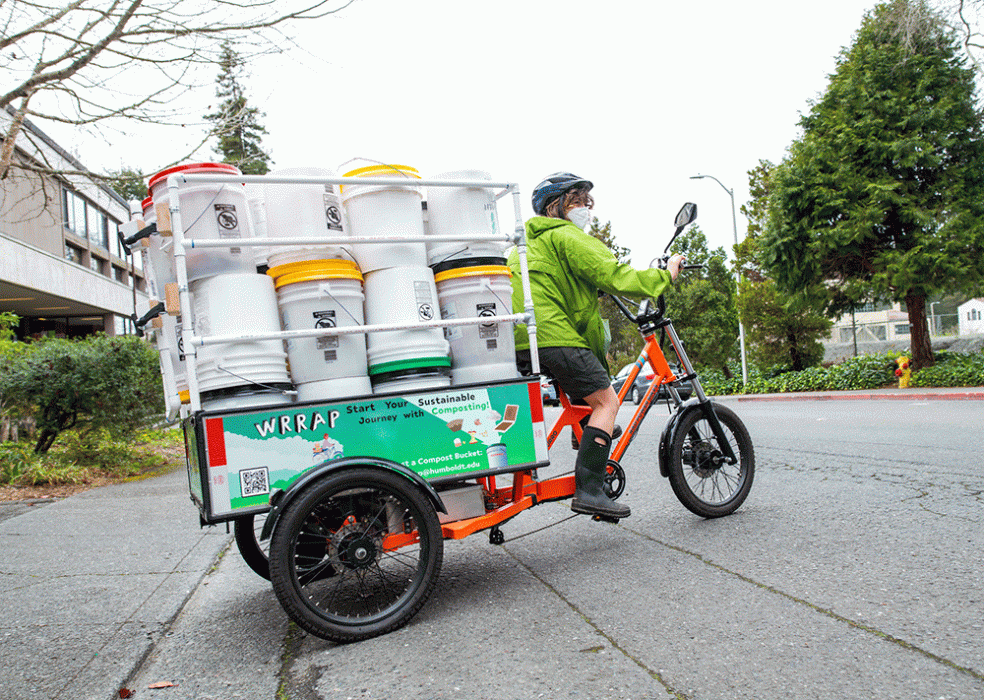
[733,391,984,402]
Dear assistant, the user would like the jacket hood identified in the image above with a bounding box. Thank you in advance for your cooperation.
[526,216,574,240]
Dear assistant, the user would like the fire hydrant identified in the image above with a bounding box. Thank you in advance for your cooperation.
[895,356,911,388]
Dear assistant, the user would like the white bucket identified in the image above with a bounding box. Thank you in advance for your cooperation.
[201,386,293,412]
[341,164,427,272]
[140,196,177,300]
[296,376,372,403]
[371,366,451,394]
[362,265,451,391]
[189,272,292,398]
[426,169,506,269]
[245,184,269,269]
[274,260,371,402]
[148,163,255,282]
[264,167,349,263]
[434,265,519,385]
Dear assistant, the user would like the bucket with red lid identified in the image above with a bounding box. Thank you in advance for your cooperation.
[148,162,255,282]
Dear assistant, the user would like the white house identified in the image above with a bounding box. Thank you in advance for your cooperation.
[957,298,984,337]
[0,107,147,338]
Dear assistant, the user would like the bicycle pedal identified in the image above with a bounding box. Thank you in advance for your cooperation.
[591,514,620,524]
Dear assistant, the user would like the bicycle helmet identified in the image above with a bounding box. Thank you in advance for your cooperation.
[531,172,593,216]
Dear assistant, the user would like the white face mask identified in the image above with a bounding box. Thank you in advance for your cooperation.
[567,206,592,231]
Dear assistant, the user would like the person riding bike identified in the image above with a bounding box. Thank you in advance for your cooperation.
[508,172,684,519]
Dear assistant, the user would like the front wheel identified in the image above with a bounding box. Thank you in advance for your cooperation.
[268,468,443,643]
[666,403,754,518]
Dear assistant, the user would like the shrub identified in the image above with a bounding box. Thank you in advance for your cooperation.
[910,351,984,388]
[0,334,163,453]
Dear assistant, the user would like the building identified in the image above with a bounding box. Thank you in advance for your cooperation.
[0,108,147,339]
[957,298,984,337]
[829,300,913,345]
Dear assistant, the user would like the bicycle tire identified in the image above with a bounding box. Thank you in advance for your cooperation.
[233,512,270,580]
[666,403,754,518]
[268,468,443,643]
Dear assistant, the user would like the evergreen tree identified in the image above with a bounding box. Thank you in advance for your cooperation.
[736,161,831,371]
[204,43,272,175]
[587,217,641,370]
[762,0,984,369]
[105,167,148,203]
[666,226,739,376]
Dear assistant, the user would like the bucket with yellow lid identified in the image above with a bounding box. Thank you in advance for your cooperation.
[272,259,371,402]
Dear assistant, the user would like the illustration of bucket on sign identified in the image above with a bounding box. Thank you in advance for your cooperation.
[340,164,427,273]
[486,443,508,470]
[434,265,519,385]
[264,167,351,268]
[147,163,255,282]
[273,259,372,402]
[189,272,293,410]
[426,169,507,271]
[363,265,451,393]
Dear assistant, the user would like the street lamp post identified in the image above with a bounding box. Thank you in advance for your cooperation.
[690,173,748,388]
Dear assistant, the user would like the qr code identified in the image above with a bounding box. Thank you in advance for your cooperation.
[239,467,270,497]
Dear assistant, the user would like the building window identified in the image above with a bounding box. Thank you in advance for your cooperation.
[65,242,85,264]
[971,309,982,321]
[63,189,87,238]
[90,255,104,274]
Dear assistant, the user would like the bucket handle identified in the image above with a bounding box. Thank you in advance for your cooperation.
[318,283,363,325]
[337,157,418,180]
[215,364,298,397]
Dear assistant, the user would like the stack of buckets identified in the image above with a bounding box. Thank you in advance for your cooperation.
[146,163,292,411]
[425,170,519,386]
[143,161,520,410]
[340,165,451,393]
[139,195,188,406]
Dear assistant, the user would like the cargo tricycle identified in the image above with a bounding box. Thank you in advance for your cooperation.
[126,169,753,644]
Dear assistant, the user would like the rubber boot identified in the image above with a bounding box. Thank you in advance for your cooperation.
[571,416,622,449]
[571,426,631,519]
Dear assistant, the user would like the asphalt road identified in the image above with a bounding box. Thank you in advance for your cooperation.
[119,396,983,700]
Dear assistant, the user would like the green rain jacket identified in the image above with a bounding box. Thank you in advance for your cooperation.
[508,216,673,373]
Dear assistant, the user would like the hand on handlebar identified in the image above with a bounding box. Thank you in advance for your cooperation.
[667,254,686,281]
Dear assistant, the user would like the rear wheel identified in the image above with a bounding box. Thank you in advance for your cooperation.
[666,403,754,518]
[269,469,443,643]
[233,512,270,580]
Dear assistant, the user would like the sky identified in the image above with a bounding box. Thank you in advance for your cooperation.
[75,0,884,268]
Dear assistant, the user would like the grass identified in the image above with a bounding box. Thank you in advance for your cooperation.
[0,427,184,498]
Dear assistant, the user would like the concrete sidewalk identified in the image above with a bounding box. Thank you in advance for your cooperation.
[0,468,230,700]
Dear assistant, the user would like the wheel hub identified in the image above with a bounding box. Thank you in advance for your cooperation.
[686,441,725,478]
[329,523,382,570]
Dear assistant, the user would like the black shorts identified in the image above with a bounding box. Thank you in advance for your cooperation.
[517,347,611,402]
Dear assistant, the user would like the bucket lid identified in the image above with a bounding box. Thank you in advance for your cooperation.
[433,265,512,283]
[368,356,452,376]
[267,258,360,279]
[340,164,420,193]
[147,162,242,194]
[272,259,364,288]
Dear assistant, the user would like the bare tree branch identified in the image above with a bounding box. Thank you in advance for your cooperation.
[0,0,356,179]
